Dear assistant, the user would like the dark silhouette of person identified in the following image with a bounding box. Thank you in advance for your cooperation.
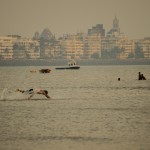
[138,72,146,80]
[141,74,146,80]
[138,72,142,80]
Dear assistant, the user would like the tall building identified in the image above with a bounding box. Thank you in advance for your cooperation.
[102,16,135,59]
[39,28,56,58]
[117,37,135,59]
[0,36,14,59]
[84,33,101,59]
[88,24,105,36]
[61,34,84,60]
[113,16,120,33]
[108,16,120,34]
[136,37,150,59]
[13,37,40,59]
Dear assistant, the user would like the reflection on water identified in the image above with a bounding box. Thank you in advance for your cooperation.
[0,65,150,150]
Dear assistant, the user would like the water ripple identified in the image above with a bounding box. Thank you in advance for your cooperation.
[0,135,112,143]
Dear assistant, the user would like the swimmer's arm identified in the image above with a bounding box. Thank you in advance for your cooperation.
[44,93,51,99]
[28,93,35,99]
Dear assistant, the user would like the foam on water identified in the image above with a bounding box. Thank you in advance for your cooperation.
[0,88,7,100]
[0,88,25,101]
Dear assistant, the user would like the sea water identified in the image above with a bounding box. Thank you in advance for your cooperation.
[0,65,150,150]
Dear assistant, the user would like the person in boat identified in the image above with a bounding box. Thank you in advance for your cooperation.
[16,88,50,99]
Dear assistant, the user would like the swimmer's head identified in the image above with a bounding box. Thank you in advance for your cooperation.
[44,90,48,95]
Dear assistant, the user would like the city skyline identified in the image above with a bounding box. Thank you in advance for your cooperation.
[0,0,150,39]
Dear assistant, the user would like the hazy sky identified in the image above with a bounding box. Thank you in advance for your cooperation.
[0,0,150,39]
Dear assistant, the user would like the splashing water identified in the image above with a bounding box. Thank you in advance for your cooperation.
[0,88,30,101]
[1,88,7,100]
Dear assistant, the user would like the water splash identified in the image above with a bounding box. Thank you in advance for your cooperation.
[1,88,7,100]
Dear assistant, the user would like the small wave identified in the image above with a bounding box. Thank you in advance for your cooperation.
[47,86,150,90]
[0,97,94,102]
[108,86,150,90]
[0,135,112,143]
[0,98,51,101]
[0,88,7,100]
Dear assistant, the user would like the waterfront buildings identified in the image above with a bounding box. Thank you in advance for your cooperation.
[88,24,105,37]
[84,33,101,59]
[0,35,40,60]
[0,16,149,60]
[101,33,135,59]
[0,36,14,59]
[101,16,135,59]
[61,34,84,59]
[13,37,40,59]
[135,37,150,59]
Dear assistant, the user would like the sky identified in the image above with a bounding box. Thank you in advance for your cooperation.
[0,0,150,39]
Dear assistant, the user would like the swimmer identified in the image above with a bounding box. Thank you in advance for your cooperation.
[16,88,51,99]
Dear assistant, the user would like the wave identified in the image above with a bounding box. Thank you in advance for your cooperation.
[0,97,90,102]
[0,135,112,143]
[0,98,49,101]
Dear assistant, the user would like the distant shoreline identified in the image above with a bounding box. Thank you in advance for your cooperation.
[0,59,150,66]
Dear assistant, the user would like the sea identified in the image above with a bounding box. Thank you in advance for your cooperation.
[0,65,150,150]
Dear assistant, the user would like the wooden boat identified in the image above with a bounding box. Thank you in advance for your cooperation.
[39,69,51,73]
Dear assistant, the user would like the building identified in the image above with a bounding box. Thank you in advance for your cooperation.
[117,37,135,59]
[84,33,101,59]
[136,37,150,59]
[101,16,135,59]
[88,24,105,37]
[108,16,120,34]
[39,28,56,58]
[61,34,84,60]
[102,33,135,59]
[0,36,14,59]
[13,38,40,59]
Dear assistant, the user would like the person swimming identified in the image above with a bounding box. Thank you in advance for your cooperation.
[16,88,51,99]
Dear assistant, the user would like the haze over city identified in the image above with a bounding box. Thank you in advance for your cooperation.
[0,0,150,39]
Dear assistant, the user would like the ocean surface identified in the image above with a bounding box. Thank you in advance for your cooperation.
[0,65,150,150]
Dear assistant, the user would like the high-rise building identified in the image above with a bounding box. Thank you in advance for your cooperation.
[108,16,120,34]
[136,37,150,59]
[39,28,56,58]
[102,16,135,59]
[88,24,105,36]
[13,38,40,59]
[0,36,14,59]
[61,34,84,59]
[84,33,101,59]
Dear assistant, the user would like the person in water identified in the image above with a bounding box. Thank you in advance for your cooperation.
[138,72,146,80]
[138,72,142,80]
[16,88,50,99]
[141,74,146,80]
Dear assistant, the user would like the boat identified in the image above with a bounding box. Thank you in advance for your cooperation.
[39,69,51,73]
[55,60,80,70]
